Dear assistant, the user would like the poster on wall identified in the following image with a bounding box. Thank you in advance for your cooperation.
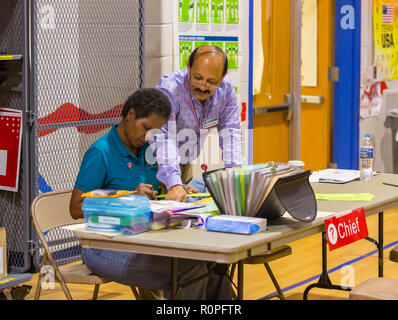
[0,108,23,192]
[175,0,243,77]
[301,0,318,87]
[174,0,250,168]
[373,0,398,80]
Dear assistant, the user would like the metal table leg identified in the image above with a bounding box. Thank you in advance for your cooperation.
[303,232,352,300]
[171,258,178,300]
[378,212,384,277]
[237,260,244,300]
[365,211,384,277]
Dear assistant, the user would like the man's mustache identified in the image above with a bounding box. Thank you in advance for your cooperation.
[194,88,210,94]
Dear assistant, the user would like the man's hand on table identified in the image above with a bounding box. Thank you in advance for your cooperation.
[165,184,199,202]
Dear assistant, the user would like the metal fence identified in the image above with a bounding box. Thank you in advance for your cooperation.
[0,0,31,273]
[0,0,145,273]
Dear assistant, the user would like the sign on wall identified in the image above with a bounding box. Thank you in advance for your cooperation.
[175,0,244,80]
[373,0,398,80]
[174,0,250,170]
[0,108,23,192]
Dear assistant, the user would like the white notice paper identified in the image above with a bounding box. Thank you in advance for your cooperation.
[0,150,7,176]
[310,169,360,184]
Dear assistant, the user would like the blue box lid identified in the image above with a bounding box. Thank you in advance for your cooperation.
[82,193,150,216]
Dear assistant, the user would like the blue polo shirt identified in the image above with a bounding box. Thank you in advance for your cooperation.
[74,124,159,193]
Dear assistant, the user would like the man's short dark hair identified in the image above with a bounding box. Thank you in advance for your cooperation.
[122,88,172,120]
[188,46,228,76]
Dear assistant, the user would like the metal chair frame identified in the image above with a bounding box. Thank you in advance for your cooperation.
[31,189,142,300]
[229,245,292,300]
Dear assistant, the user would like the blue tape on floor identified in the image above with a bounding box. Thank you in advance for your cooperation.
[259,240,398,300]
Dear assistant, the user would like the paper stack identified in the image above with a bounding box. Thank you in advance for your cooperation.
[310,169,360,184]
[149,200,209,231]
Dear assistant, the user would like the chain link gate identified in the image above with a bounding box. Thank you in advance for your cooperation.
[31,0,145,272]
[1,0,145,273]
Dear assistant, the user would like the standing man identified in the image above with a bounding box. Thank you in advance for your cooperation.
[154,45,243,202]
[69,88,232,300]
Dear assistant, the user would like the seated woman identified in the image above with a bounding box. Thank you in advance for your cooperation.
[69,88,232,300]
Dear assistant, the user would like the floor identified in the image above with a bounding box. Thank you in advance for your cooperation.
[19,207,398,300]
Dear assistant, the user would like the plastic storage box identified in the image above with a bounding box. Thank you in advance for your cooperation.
[82,193,151,235]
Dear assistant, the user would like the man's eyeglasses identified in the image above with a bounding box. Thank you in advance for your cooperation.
[190,80,219,91]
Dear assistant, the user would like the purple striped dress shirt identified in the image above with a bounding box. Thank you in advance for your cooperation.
[152,67,243,190]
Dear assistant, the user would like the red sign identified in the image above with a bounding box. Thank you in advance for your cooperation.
[0,108,23,192]
[324,207,368,251]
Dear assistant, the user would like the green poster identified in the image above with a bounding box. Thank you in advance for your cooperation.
[210,41,224,51]
[178,0,195,23]
[225,42,239,69]
[211,0,224,24]
[195,41,210,49]
[226,0,239,24]
[179,42,193,69]
[196,0,210,23]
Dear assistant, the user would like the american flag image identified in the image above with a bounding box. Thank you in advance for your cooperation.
[382,4,394,24]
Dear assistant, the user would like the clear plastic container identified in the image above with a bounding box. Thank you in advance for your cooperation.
[82,193,151,235]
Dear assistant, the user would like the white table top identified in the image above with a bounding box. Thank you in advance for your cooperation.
[68,173,398,264]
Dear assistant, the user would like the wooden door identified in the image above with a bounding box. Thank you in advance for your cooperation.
[253,0,290,163]
[253,0,334,171]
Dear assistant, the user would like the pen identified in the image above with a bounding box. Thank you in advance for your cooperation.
[382,182,398,187]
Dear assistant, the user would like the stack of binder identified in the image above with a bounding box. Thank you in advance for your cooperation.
[203,162,317,222]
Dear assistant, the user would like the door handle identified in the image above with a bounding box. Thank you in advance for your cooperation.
[253,94,324,117]
[253,94,293,121]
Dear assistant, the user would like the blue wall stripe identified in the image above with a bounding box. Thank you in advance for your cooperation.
[248,0,254,164]
[333,0,361,169]
[179,35,239,42]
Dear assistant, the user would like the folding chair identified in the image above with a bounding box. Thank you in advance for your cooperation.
[349,244,398,300]
[31,189,145,300]
[389,244,398,263]
[229,245,292,300]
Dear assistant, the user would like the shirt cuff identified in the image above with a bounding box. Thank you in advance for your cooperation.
[165,175,183,191]
[224,158,244,168]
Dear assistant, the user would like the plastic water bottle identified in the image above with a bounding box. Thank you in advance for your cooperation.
[359,134,374,182]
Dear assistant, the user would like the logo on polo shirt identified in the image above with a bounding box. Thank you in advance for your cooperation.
[127,162,133,170]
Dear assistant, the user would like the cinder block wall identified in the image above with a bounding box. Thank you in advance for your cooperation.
[145,0,174,88]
